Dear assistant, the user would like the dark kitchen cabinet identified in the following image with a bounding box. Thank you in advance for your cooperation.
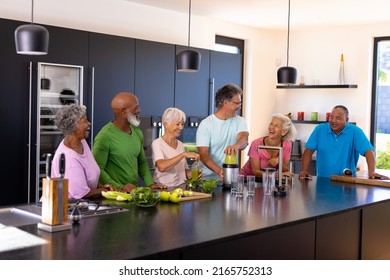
[88,32,135,140]
[174,46,210,117]
[39,25,89,68]
[316,209,360,259]
[290,156,316,174]
[209,50,243,114]
[135,40,175,116]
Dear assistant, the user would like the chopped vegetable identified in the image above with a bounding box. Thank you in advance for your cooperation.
[202,179,218,194]
[131,187,160,206]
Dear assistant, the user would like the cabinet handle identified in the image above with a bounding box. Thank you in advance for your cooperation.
[90,66,95,148]
[210,78,215,114]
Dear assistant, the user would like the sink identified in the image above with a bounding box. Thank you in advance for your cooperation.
[0,205,42,227]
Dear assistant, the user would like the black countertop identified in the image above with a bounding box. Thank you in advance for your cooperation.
[2,175,390,260]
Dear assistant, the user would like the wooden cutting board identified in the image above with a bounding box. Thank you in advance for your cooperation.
[180,191,212,202]
[330,175,390,188]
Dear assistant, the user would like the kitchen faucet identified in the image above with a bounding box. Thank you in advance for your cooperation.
[257,145,283,188]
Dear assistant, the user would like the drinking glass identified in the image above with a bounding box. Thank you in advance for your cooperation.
[262,168,276,196]
[235,174,245,197]
[247,175,255,196]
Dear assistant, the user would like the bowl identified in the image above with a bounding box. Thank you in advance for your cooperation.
[135,200,159,208]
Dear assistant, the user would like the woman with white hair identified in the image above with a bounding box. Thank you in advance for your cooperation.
[240,113,297,178]
[51,104,113,199]
[152,107,201,187]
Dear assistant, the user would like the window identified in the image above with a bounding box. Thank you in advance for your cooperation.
[215,35,244,54]
[371,37,390,170]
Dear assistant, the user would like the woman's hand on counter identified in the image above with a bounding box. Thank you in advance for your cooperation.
[149,183,168,190]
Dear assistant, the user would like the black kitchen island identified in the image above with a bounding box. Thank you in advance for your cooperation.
[1,175,390,260]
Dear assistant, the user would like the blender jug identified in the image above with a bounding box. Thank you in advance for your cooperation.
[222,153,239,187]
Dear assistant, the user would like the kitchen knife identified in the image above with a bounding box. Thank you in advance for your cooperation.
[59,153,65,178]
[58,153,65,224]
[44,153,52,200]
[45,153,52,179]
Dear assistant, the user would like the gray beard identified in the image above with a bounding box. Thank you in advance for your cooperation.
[127,114,140,127]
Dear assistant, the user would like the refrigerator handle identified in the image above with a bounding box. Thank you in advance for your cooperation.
[28,61,33,203]
[210,78,215,114]
[90,66,95,148]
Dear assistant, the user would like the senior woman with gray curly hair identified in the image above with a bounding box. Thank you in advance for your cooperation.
[240,113,297,178]
[51,104,114,199]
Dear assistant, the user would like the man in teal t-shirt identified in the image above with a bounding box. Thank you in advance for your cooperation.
[92,92,161,192]
[196,84,249,181]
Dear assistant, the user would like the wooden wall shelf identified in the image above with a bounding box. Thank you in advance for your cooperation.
[292,120,356,125]
[276,84,358,89]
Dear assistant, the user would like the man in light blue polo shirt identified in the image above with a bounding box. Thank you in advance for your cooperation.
[196,83,249,181]
[299,105,388,179]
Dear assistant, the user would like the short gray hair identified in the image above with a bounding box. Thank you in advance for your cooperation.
[54,104,87,136]
[272,113,297,141]
[162,107,186,125]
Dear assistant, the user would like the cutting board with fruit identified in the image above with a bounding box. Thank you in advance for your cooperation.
[330,175,390,188]
[179,191,212,202]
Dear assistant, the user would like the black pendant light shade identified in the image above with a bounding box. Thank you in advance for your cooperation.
[15,0,49,55]
[176,0,201,72]
[15,24,49,55]
[277,66,297,84]
[277,0,297,84]
[177,49,201,72]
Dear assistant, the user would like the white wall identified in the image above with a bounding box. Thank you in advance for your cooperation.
[2,0,390,167]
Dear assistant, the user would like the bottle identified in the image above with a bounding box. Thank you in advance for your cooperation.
[338,53,345,85]
[191,161,202,180]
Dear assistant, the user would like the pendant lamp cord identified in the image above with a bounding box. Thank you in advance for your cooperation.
[187,0,192,49]
[286,0,291,67]
[31,0,34,24]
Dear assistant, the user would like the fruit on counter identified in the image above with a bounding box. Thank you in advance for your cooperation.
[169,192,180,203]
[183,190,193,197]
[101,191,132,201]
[159,189,194,203]
[172,187,184,196]
[160,191,171,202]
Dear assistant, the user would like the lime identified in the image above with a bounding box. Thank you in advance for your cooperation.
[160,191,171,202]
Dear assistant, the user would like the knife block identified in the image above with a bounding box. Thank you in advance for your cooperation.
[41,178,69,225]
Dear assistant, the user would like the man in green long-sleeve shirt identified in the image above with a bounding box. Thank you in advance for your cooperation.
[92,92,163,192]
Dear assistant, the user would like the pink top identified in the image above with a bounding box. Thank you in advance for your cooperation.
[240,137,292,176]
[51,139,100,199]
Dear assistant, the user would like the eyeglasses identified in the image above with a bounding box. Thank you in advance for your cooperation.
[230,100,242,106]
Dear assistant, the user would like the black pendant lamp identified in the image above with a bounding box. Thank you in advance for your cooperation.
[15,0,49,55]
[277,0,297,84]
[176,0,201,72]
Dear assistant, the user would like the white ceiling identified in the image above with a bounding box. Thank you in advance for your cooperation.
[125,0,390,29]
